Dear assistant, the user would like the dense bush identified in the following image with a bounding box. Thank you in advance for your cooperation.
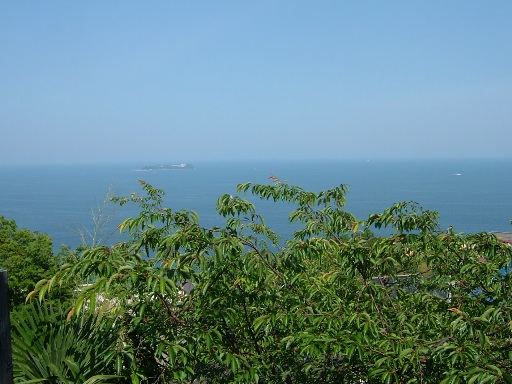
[28,180,512,383]
[0,215,60,308]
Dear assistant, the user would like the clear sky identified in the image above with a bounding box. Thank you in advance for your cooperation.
[1,1,511,164]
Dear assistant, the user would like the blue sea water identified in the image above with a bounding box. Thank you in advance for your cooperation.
[0,159,511,252]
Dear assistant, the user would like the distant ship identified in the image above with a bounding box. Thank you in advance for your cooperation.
[142,163,194,171]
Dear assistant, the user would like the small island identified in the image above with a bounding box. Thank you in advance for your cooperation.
[142,163,194,171]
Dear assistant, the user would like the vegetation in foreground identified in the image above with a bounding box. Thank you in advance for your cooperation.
[4,179,512,383]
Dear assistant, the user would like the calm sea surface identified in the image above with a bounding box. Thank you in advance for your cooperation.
[1,159,511,251]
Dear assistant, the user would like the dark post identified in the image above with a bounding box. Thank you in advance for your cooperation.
[0,270,13,384]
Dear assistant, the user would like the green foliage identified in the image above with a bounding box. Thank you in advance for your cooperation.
[29,179,512,383]
[11,301,123,383]
[0,216,61,308]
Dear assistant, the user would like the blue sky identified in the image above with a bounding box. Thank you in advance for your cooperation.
[1,1,511,164]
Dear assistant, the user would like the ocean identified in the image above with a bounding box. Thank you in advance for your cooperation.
[1,159,511,252]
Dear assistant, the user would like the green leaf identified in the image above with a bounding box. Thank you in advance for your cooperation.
[130,373,140,384]
[399,348,415,359]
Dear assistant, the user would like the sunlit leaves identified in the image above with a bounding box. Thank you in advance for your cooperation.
[11,301,123,382]
[368,201,440,234]
[24,179,512,383]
